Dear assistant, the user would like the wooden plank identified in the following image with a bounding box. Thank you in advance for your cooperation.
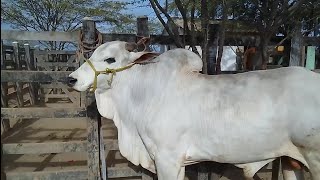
[306,46,316,70]
[99,125,107,180]
[35,50,76,55]
[2,140,118,155]
[1,40,10,132]
[2,141,86,154]
[1,144,6,180]
[102,33,318,46]
[6,170,87,180]
[1,30,79,42]
[41,82,69,89]
[24,44,37,105]
[61,55,78,71]
[1,107,86,119]
[86,95,101,179]
[104,140,119,151]
[5,167,143,180]
[12,42,24,107]
[1,71,71,82]
[42,94,70,99]
[303,36,320,46]
[37,62,79,68]
[61,87,80,106]
[2,29,318,45]
[82,18,102,180]
[271,158,280,180]
[102,33,136,43]
[107,167,142,178]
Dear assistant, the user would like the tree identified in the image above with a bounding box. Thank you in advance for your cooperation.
[1,0,135,49]
[230,0,318,69]
[147,0,318,72]
[148,0,221,73]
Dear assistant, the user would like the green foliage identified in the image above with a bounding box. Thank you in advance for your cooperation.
[1,0,135,32]
[229,0,318,36]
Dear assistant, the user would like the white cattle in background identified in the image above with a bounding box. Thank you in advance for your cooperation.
[69,40,320,180]
[183,45,242,71]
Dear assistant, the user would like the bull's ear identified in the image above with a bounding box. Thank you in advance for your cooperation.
[129,52,160,64]
[134,52,160,64]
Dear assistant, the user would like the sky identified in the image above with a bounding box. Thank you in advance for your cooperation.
[1,0,158,31]
[127,1,155,17]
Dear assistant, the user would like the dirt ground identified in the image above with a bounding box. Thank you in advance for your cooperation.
[2,117,301,180]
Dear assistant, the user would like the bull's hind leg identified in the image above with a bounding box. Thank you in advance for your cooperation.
[155,152,185,180]
[281,157,305,180]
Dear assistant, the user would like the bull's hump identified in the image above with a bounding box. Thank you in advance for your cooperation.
[161,49,203,72]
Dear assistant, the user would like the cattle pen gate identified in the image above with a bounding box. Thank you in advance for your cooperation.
[1,17,319,180]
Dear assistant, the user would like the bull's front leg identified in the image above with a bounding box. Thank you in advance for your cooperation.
[155,151,185,180]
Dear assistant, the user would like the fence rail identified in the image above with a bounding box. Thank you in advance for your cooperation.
[2,140,118,155]
[1,107,86,119]
[6,167,144,180]
[2,30,319,46]
[1,30,79,42]
[1,71,70,83]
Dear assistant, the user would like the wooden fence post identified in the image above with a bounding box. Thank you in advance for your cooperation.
[1,40,10,132]
[198,164,209,180]
[207,24,219,75]
[289,26,303,66]
[137,17,155,179]
[12,42,24,107]
[271,158,280,180]
[137,16,150,51]
[285,25,305,179]
[1,143,6,180]
[197,24,220,180]
[24,43,37,105]
[82,17,106,180]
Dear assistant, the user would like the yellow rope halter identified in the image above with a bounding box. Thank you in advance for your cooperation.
[85,59,135,92]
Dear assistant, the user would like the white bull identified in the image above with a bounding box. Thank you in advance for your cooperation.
[69,41,320,180]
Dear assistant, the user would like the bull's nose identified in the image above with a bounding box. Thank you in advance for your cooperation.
[67,77,77,87]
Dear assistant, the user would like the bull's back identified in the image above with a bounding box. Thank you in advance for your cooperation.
[170,67,320,162]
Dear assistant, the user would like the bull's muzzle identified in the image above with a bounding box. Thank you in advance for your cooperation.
[67,77,77,87]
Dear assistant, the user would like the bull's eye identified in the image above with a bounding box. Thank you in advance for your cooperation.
[104,58,116,64]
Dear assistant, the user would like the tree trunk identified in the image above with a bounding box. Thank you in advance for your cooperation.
[216,1,227,74]
[258,35,271,70]
[290,23,303,66]
[201,0,209,74]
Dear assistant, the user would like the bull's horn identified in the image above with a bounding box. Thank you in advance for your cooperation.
[125,42,137,52]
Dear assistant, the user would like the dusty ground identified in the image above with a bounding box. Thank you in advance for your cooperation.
[0,117,250,180]
[2,116,294,180]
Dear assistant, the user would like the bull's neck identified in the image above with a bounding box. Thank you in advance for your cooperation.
[111,63,173,120]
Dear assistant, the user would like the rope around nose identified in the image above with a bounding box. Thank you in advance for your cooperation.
[85,59,135,92]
